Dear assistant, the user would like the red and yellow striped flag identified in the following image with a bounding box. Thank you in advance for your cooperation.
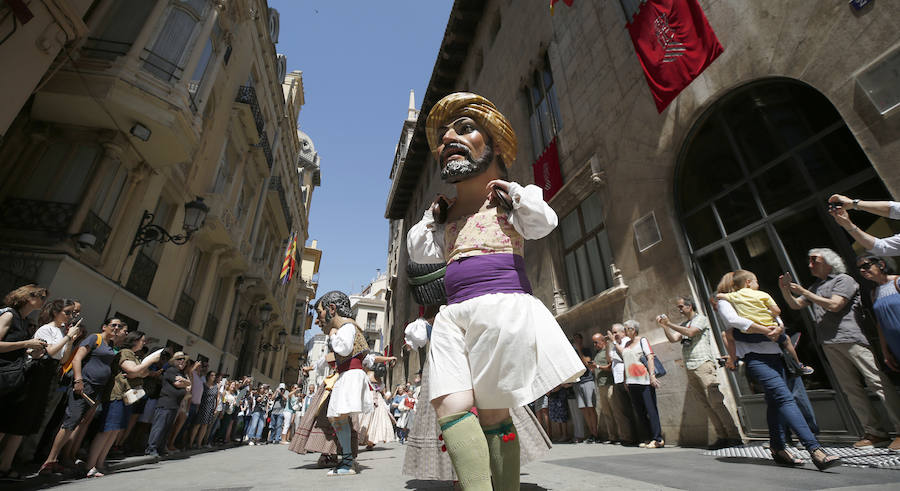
[280,231,297,284]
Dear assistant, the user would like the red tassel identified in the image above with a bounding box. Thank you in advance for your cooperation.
[438,434,443,441]
[441,444,447,452]
[502,435,509,442]
[509,432,516,441]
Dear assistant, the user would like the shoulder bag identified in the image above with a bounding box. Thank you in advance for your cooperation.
[638,338,667,378]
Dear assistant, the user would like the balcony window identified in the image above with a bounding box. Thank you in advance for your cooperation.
[174,250,203,328]
[143,1,208,81]
[366,312,377,332]
[83,0,156,60]
[526,54,563,160]
[561,192,615,306]
[189,23,222,111]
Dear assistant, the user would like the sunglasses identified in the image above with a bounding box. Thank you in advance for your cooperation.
[30,292,47,300]
[62,310,76,317]
[857,262,875,271]
[109,323,127,329]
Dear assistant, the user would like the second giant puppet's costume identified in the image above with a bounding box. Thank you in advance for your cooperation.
[407,93,583,489]
[322,291,374,476]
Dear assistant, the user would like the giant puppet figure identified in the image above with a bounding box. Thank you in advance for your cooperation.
[407,92,583,490]
[316,290,373,477]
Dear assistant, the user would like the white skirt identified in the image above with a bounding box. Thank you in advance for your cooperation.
[428,292,584,409]
[327,369,374,419]
[359,392,396,444]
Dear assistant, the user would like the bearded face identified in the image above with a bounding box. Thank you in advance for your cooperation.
[440,142,494,183]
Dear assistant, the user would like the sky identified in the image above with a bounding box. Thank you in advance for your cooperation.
[267,1,453,336]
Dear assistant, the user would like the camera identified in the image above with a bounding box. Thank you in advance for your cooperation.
[716,357,728,368]
[826,202,842,212]
[656,314,667,322]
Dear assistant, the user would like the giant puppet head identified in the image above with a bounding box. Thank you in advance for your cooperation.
[425,92,517,183]
[315,290,352,327]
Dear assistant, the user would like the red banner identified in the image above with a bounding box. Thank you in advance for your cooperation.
[532,137,563,202]
[626,0,723,112]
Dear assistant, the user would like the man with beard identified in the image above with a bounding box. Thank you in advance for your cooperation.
[317,291,373,476]
[407,92,583,490]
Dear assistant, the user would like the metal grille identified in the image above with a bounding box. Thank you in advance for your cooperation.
[174,292,195,329]
[203,312,218,343]
[235,86,273,169]
[0,198,76,233]
[703,444,900,470]
[125,251,158,299]
[80,211,112,253]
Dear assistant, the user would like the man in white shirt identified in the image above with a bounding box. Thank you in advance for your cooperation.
[604,323,635,444]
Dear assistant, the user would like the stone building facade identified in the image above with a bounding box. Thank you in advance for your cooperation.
[384,0,900,445]
[0,0,321,385]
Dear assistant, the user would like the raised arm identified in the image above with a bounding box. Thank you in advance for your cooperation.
[500,181,558,240]
[407,203,447,264]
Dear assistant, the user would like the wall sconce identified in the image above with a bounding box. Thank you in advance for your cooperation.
[129,197,209,255]
[259,303,273,324]
[130,123,152,141]
[277,328,287,345]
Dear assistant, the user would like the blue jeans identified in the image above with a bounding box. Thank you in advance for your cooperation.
[248,411,266,440]
[782,374,819,438]
[268,413,284,443]
[743,353,821,452]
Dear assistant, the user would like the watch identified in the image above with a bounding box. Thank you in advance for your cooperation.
[852,199,860,209]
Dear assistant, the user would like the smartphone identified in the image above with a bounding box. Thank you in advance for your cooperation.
[783,271,794,284]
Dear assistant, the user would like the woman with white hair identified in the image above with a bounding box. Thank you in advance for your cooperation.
[611,320,664,448]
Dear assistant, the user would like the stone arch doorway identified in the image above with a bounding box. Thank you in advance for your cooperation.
[675,77,894,439]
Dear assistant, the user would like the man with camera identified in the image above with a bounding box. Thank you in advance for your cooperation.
[658,297,741,449]
[827,194,900,256]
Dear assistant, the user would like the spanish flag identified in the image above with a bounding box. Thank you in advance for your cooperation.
[280,231,297,284]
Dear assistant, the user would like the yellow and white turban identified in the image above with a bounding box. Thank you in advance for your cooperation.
[425,92,518,168]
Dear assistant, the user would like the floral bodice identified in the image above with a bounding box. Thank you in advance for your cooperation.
[444,202,525,262]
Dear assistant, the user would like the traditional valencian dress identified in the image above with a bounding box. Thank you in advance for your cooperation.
[358,381,396,446]
[407,182,584,410]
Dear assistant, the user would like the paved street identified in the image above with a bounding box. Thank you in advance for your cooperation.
[14,441,899,490]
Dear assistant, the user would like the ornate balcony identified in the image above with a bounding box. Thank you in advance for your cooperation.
[268,176,293,231]
[0,198,76,234]
[0,249,44,298]
[235,86,272,169]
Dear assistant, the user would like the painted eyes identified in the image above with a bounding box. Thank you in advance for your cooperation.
[439,120,477,140]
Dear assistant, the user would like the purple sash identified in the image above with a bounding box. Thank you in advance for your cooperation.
[445,253,532,304]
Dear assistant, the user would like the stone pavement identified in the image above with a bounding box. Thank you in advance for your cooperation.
[11,441,900,490]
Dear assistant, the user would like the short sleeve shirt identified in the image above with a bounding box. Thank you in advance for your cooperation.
[79,334,117,387]
[592,349,612,386]
[34,323,67,360]
[680,314,717,370]
[157,365,187,409]
[110,349,140,401]
[808,274,869,345]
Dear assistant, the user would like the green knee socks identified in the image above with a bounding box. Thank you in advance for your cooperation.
[438,411,491,490]
[483,417,520,491]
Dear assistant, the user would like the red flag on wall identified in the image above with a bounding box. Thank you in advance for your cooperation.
[626,0,723,112]
[532,137,563,202]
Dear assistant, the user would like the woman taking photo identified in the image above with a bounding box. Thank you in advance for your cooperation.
[614,320,664,448]
[0,285,48,480]
[856,255,900,371]
[84,330,161,477]
[714,272,840,470]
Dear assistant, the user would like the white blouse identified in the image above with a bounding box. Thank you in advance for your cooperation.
[869,202,900,257]
[406,182,558,264]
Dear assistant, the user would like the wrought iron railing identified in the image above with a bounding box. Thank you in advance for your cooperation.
[203,312,218,343]
[142,48,183,81]
[174,292,195,329]
[235,85,273,169]
[0,198,76,233]
[0,249,44,298]
[268,176,293,231]
[82,37,132,60]
[125,251,158,299]
[80,211,112,254]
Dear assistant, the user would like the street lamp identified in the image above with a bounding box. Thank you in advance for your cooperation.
[277,329,287,345]
[129,197,210,255]
[259,303,274,324]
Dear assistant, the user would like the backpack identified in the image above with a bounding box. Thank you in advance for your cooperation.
[60,334,102,385]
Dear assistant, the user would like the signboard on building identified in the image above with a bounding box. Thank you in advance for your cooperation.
[532,137,563,201]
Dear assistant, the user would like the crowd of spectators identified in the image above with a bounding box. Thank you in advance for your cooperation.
[0,289,314,482]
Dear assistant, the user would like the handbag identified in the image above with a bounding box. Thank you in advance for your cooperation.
[123,387,146,406]
[0,356,33,396]
[638,339,666,378]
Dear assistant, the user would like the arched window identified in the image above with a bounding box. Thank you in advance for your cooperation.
[676,78,895,431]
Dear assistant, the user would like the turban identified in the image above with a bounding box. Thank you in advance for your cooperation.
[425,92,517,168]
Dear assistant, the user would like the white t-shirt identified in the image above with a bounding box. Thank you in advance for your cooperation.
[610,336,631,384]
[34,322,68,360]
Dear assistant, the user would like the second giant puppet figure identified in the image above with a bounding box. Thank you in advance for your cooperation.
[407,92,583,490]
